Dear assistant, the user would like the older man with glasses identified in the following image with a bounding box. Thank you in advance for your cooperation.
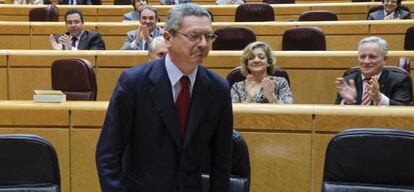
[96,3,233,192]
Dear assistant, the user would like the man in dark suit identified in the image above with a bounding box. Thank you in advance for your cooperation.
[59,0,91,5]
[96,3,233,192]
[49,9,105,50]
[160,0,190,5]
[335,36,412,106]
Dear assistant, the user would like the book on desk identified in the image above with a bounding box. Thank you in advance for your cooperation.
[33,90,66,103]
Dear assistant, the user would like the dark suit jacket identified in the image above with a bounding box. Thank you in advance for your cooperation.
[56,30,105,50]
[335,68,412,105]
[368,7,411,20]
[96,57,233,192]
[59,0,91,4]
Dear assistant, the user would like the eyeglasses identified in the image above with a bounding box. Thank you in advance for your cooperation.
[384,0,398,4]
[174,31,218,42]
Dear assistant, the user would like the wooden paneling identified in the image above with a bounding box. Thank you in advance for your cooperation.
[0,102,413,192]
[242,132,312,192]
[70,129,101,192]
[1,50,413,102]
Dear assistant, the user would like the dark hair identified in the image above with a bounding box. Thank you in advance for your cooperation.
[138,5,159,20]
[381,0,402,6]
[131,0,148,11]
[64,9,84,23]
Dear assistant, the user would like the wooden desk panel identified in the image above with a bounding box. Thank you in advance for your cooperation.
[9,68,51,99]
[313,105,414,132]
[71,128,101,192]
[312,134,334,192]
[95,68,123,101]
[0,108,68,126]
[242,132,312,192]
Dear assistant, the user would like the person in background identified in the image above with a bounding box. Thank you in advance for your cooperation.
[121,6,163,50]
[96,3,233,192]
[231,41,293,104]
[368,0,411,20]
[123,0,147,21]
[59,0,91,5]
[335,36,412,105]
[49,9,105,50]
[148,36,167,61]
[160,0,190,5]
[14,0,43,4]
[216,0,243,5]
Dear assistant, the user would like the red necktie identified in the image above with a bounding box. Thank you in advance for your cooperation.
[361,78,371,105]
[71,37,77,48]
[176,76,190,143]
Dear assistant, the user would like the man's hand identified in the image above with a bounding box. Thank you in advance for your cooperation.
[49,34,63,50]
[140,25,151,43]
[134,26,142,45]
[336,77,357,104]
[367,76,382,104]
[58,34,72,50]
[262,77,276,103]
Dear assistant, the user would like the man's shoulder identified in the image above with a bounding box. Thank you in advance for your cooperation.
[122,59,163,80]
[84,30,102,37]
[384,68,409,81]
[198,66,229,89]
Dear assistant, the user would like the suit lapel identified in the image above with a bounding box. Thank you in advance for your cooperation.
[77,31,88,50]
[183,67,212,148]
[148,59,181,150]
[378,70,388,93]
[354,71,364,104]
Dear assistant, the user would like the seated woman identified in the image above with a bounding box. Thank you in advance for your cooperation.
[368,0,411,20]
[231,41,293,104]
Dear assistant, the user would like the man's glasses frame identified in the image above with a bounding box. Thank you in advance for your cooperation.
[173,31,218,42]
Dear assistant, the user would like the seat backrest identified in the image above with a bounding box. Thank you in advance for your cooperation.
[235,3,275,22]
[51,58,97,101]
[29,4,59,22]
[282,27,326,50]
[404,26,414,50]
[262,0,294,4]
[202,174,249,192]
[212,27,256,50]
[91,0,102,5]
[201,130,251,192]
[322,128,414,192]
[298,10,338,21]
[227,66,290,87]
[0,134,60,192]
[114,0,130,5]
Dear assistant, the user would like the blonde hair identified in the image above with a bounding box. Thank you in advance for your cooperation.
[240,41,276,76]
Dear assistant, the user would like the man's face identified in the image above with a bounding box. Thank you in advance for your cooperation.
[383,0,398,13]
[65,13,83,37]
[149,42,167,61]
[140,9,157,32]
[165,16,212,68]
[134,0,146,11]
[358,42,386,78]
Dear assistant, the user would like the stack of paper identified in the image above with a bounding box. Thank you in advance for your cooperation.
[33,90,66,103]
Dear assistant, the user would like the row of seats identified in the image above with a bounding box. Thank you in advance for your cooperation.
[3,127,414,192]
[29,3,410,22]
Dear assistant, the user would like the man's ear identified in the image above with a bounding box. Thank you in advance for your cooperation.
[383,56,388,61]
[163,31,172,47]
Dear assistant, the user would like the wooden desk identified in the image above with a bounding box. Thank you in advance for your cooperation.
[0,20,413,50]
[1,2,414,21]
[1,50,413,104]
[1,102,413,192]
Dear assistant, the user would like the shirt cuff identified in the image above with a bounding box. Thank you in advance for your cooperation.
[130,40,139,49]
[377,93,389,106]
